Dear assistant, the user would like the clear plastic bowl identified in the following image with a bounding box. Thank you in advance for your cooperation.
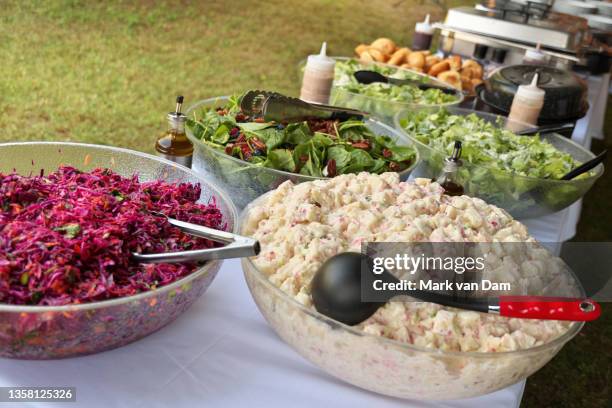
[394,107,604,219]
[0,142,238,359]
[298,57,464,125]
[239,192,584,400]
[185,96,419,210]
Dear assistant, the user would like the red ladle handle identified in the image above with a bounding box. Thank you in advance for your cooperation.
[498,296,601,321]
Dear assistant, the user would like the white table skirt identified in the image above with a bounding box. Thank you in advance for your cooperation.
[1,74,607,408]
[0,259,526,408]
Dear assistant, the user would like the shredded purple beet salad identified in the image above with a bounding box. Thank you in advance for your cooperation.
[0,166,225,306]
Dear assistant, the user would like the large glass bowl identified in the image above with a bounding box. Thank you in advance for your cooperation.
[239,192,584,400]
[298,57,464,125]
[185,96,419,210]
[394,107,604,219]
[0,142,238,359]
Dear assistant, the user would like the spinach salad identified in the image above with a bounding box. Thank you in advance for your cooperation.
[187,95,416,178]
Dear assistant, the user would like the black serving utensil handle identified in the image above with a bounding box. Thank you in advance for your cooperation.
[561,150,607,181]
[354,70,459,95]
[516,122,576,136]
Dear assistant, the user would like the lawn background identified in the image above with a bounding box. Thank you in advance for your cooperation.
[0,1,610,407]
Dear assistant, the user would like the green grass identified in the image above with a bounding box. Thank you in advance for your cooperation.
[0,1,610,407]
[0,0,451,150]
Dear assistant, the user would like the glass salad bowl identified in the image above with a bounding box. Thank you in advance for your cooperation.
[185,96,419,210]
[0,142,237,359]
[298,57,464,125]
[239,191,585,400]
[394,107,604,219]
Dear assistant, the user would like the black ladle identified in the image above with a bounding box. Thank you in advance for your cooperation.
[353,70,460,95]
[311,252,600,326]
[561,150,607,180]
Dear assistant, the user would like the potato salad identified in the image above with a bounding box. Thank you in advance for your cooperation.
[243,172,572,353]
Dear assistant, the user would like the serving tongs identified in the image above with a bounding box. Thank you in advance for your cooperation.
[240,90,367,122]
[132,213,260,264]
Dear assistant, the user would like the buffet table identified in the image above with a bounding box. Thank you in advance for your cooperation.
[0,76,607,408]
[0,258,526,408]
[523,72,610,249]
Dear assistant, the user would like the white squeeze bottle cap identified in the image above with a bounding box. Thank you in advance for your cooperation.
[517,73,545,102]
[524,43,549,64]
[306,42,336,72]
[415,14,435,35]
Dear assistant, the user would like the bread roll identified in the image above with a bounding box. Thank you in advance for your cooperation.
[370,38,396,55]
[355,44,369,56]
[462,59,483,79]
[425,55,441,71]
[448,55,462,71]
[407,51,425,69]
[368,47,388,62]
[360,49,375,62]
[388,48,410,66]
[437,70,462,90]
[428,60,450,76]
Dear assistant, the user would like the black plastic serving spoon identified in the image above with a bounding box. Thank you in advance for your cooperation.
[353,70,459,95]
[311,252,600,326]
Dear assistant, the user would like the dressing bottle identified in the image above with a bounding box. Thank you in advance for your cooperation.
[413,14,435,51]
[155,96,193,167]
[436,141,464,196]
[300,42,336,105]
[507,73,545,130]
[523,43,549,66]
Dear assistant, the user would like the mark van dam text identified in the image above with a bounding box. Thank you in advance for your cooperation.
[373,279,511,292]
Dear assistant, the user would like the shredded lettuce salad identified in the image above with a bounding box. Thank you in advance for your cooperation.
[333,60,458,106]
[400,109,582,179]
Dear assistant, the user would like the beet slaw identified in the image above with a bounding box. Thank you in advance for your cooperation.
[0,166,224,306]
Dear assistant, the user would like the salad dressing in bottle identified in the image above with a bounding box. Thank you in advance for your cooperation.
[300,42,336,104]
[413,14,435,51]
[436,141,464,196]
[507,74,545,131]
[523,44,549,66]
[155,96,193,167]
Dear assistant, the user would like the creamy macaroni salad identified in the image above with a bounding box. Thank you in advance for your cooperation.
[244,172,572,353]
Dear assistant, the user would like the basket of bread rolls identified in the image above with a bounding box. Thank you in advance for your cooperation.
[354,38,484,94]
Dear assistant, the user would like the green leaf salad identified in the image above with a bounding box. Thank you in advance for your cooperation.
[399,108,595,218]
[400,109,581,179]
[333,60,458,106]
[334,59,424,85]
[187,94,416,178]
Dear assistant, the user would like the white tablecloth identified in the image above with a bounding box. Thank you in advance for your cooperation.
[522,72,610,247]
[0,259,526,408]
[1,74,607,408]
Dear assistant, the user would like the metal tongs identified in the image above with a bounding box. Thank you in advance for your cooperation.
[132,213,260,264]
[240,90,367,122]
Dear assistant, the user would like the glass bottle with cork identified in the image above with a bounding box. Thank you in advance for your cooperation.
[155,95,193,167]
[436,140,464,196]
